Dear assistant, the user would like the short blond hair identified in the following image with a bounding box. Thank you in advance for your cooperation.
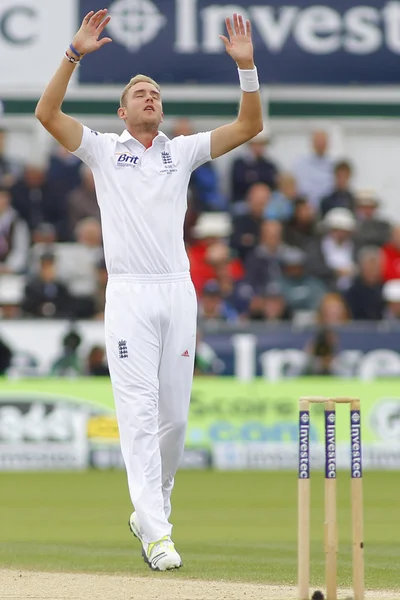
[120,74,161,107]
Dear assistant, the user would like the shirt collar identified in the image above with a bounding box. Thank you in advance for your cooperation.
[118,129,170,146]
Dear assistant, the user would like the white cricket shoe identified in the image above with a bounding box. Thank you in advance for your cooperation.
[129,511,183,571]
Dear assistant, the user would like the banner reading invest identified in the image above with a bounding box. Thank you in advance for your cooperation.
[79,0,400,84]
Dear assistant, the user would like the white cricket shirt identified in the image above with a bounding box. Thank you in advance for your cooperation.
[73,126,211,275]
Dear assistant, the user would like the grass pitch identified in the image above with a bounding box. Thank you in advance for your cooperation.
[0,470,399,591]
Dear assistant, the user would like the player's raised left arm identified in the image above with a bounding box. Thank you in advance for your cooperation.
[210,14,263,160]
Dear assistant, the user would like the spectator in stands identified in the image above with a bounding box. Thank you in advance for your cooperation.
[267,172,299,222]
[22,251,73,319]
[354,189,390,250]
[48,143,82,196]
[11,161,70,242]
[382,280,400,321]
[212,251,253,318]
[293,130,334,210]
[230,182,269,261]
[0,127,19,188]
[317,292,350,326]
[51,329,82,377]
[345,247,384,320]
[320,160,355,217]
[189,213,243,294]
[304,327,338,376]
[68,164,100,232]
[280,247,327,314]
[319,208,357,291]
[248,281,291,321]
[0,334,12,375]
[198,279,238,322]
[0,186,30,274]
[245,220,289,294]
[230,130,278,206]
[284,198,318,251]
[172,118,227,212]
[382,224,400,282]
[86,345,109,376]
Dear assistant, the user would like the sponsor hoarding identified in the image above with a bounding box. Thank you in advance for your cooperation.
[79,0,400,85]
[0,378,399,469]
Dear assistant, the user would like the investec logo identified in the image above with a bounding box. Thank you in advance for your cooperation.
[298,411,310,479]
[107,0,400,56]
[325,412,336,479]
[350,411,362,478]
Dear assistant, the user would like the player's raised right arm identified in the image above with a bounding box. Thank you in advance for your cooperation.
[35,9,112,152]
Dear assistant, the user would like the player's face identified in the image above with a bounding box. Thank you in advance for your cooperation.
[122,82,163,128]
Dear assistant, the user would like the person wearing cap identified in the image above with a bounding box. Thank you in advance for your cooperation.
[22,251,73,319]
[382,279,400,321]
[345,246,384,320]
[319,207,357,291]
[320,160,356,218]
[280,247,327,313]
[0,185,29,275]
[292,130,334,210]
[353,189,390,250]
[198,279,239,322]
[382,224,400,282]
[248,280,291,321]
[230,129,278,206]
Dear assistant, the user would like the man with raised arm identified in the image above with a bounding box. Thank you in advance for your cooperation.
[36,9,263,571]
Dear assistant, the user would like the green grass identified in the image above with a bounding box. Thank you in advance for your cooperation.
[0,470,399,590]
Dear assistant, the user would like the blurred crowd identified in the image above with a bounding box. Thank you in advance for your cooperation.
[1,119,400,329]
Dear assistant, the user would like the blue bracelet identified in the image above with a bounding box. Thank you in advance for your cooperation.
[69,43,81,58]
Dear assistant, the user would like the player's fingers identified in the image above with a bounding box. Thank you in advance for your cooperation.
[233,13,240,35]
[83,11,94,25]
[219,35,230,50]
[90,9,107,27]
[246,19,252,38]
[225,17,234,38]
[98,36,112,47]
[97,16,111,33]
[238,14,245,36]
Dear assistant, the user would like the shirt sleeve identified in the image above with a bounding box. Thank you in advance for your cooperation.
[179,132,212,172]
[71,125,110,168]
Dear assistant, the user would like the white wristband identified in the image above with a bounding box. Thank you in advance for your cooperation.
[238,67,259,92]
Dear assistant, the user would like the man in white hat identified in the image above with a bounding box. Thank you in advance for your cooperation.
[353,189,390,250]
[320,208,357,291]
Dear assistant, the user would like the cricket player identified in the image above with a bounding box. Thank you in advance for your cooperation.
[36,8,263,571]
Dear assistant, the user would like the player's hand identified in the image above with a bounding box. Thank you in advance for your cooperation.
[72,9,112,55]
[220,13,254,69]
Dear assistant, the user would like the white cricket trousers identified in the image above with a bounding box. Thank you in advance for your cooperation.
[105,272,197,544]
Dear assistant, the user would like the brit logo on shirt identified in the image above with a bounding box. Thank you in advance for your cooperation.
[160,151,177,174]
[118,339,128,359]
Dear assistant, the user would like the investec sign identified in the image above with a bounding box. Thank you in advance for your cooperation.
[171,0,400,56]
[81,0,400,84]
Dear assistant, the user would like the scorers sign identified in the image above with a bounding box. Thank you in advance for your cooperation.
[79,0,400,84]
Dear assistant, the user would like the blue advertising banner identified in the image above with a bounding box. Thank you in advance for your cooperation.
[200,326,400,379]
[79,0,400,85]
